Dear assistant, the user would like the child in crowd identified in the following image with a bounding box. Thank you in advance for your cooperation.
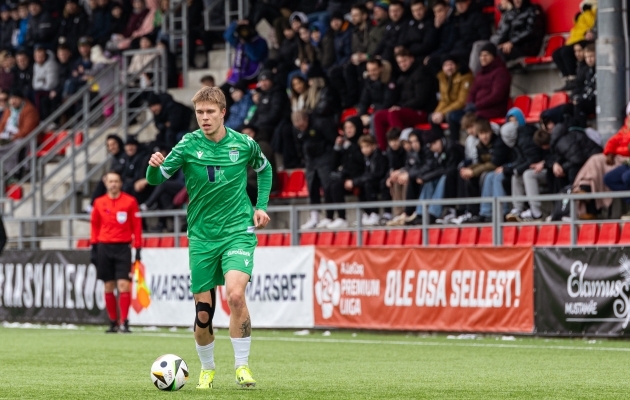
[225,80,253,131]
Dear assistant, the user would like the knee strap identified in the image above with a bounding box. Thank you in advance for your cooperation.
[195,300,214,334]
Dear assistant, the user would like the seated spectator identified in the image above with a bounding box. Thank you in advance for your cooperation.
[26,0,56,49]
[107,0,157,51]
[384,127,407,218]
[89,0,114,48]
[397,0,437,60]
[348,135,388,226]
[147,92,194,148]
[552,0,596,86]
[293,110,337,230]
[423,0,455,73]
[249,69,287,142]
[357,58,393,119]
[0,91,7,116]
[88,134,126,208]
[57,0,90,54]
[388,130,426,225]
[447,0,491,70]
[0,89,40,175]
[0,6,14,51]
[290,75,308,112]
[373,0,406,64]
[412,127,464,224]
[294,24,317,82]
[120,135,151,203]
[431,55,473,135]
[13,49,33,102]
[319,116,365,229]
[225,80,253,132]
[110,2,127,37]
[200,75,215,87]
[32,44,58,120]
[223,20,268,88]
[242,124,278,205]
[62,37,92,100]
[555,40,588,92]
[572,43,596,126]
[304,63,339,118]
[604,160,630,219]
[127,35,158,88]
[322,11,351,70]
[274,21,300,87]
[14,3,29,49]
[373,47,437,151]
[0,51,15,92]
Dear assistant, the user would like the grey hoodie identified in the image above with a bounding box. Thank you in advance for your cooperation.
[32,50,59,91]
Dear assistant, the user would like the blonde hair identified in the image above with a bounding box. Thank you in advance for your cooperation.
[191,86,227,109]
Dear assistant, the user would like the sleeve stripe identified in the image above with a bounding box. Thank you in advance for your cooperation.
[160,166,172,179]
[253,158,268,173]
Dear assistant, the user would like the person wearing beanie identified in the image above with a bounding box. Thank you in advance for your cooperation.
[372,0,407,64]
[320,9,351,70]
[56,0,90,53]
[432,54,473,135]
[147,92,194,148]
[249,69,288,142]
[225,80,253,132]
[0,5,14,51]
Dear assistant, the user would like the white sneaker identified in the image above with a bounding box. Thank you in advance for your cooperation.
[327,218,349,229]
[403,212,417,223]
[364,213,380,226]
[387,213,407,226]
[301,216,319,230]
[352,213,369,227]
[437,208,458,224]
[516,209,542,222]
[451,212,472,225]
[505,208,521,222]
[316,218,332,229]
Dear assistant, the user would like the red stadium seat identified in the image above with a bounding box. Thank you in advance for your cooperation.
[549,91,570,109]
[527,93,549,123]
[386,230,405,245]
[556,225,572,245]
[619,224,630,245]
[284,233,292,246]
[281,170,306,198]
[502,226,518,246]
[144,237,160,248]
[317,232,335,245]
[160,236,175,247]
[366,230,387,246]
[428,228,441,246]
[333,231,352,246]
[512,95,532,116]
[597,223,620,245]
[256,233,268,247]
[403,229,422,246]
[179,236,189,247]
[300,232,318,245]
[516,226,537,246]
[76,239,90,248]
[459,227,479,246]
[536,225,558,246]
[523,35,565,64]
[271,171,289,198]
[6,184,23,200]
[440,228,459,246]
[478,227,493,246]
[577,224,598,245]
[267,233,284,246]
[350,232,357,246]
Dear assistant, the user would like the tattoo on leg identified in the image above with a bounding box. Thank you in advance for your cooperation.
[240,315,251,338]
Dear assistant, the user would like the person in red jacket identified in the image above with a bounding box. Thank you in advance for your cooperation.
[91,170,142,333]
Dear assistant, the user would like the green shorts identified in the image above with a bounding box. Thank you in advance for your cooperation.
[188,232,257,294]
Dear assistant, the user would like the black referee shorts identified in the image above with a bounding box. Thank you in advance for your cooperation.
[96,243,132,282]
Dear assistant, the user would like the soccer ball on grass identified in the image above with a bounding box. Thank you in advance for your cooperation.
[150,354,189,391]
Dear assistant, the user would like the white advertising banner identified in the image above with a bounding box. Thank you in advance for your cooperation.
[129,247,315,329]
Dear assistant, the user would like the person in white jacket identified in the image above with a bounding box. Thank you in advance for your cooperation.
[32,44,58,121]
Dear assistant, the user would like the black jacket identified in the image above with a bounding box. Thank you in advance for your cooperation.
[56,10,90,53]
[153,93,194,145]
[12,65,33,96]
[26,11,56,47]
[250,85,288,135]
[391,61,437,112]
[398,16,437,59]
[504,124,544,175]
[0,19,15,50]
[295,115,338,160]
[353,149,388,187]
[418,138,464,182]
[89,5,114,47]
[0,214,6,255]
[358,77,394,115]
[491,0,545,56]
[386,145,406,172]
[374,17,408,63]
[332,117,364,179]
[121,150,147,185]
[275,35,299,72]
[491,136,515,168]
[429,19,456,59]
[451,5,491,54]
[55,59,73,95]
[573,64,596,102]
[548,123,602,173]
[403,149,425,180]
[310,85,340,118]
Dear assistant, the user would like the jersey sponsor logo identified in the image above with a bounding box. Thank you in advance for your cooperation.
[206,166,227,183]
[226,249,251,257]
[196,151,203,159]
[229,149,239,162]
[116,211,127,224]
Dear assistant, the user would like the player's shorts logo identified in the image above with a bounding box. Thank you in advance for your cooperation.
[229,150,239,162]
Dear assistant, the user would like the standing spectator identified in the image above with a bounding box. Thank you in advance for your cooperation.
[0,51,15,92]
[397,0,437,60]
[290,75,308,112]
[146,92,193,148]
[225,80,253,132]
[369,2,390,58]
[109,2,127,36]
[120,136,151,203]
[31,44,58,120]
[373,0,407,64]
[56,0,90,54]
[342,4,374,107]
[50,43,72,116]
[12,49,33,101]
[572,43,596,126]
[249,69,287,142]
[90,170,142,333]
[293,110,337,230]
[373,47,437,151]
[26,0,56,49]
[0,6,15,51]
[431,56,473,135]
[273,20,300,87]
[0,213,6,255]
[89,0,114,48]
[357,58,394,118]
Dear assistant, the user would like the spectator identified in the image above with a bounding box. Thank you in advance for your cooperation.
[323,11,351,70]
[26,0,55,49]
[304,63,339,118]
[249,69,287,142]
[572,43,596,126]
[122,0,149,39]
[57,0,90,54]
[604,161,630,219]
[488,0,544,62]
[110,2,127,36]
[397,0,437,60]
[200,75,215,87]
[373,47,437,151]
[293,110,337,230]
[157,37,178,89]
[423,0,454,74]
[274,20,300,86]
[223,20,268,88]
[311,22,331,68]
[0,51,15,92]
[108,0,158,51]
[412,127,464,224]
[0,6,15,51]
[242,124,278,206]
[127,34,157,88]
[13,49,33,102]
[0,89,40,174]
[62,36,92,100]
[460,111,480,163]
[88,134,126,207]
[295,24,317,77]
[290,75,308,112]
[50,43,72,115]
[225,80,253,131]
[373,0,407,64]
[32,44,58,120]
[320,116,365,229]
[15,3,29,49]
[369,2,390,57]
[552,0,596,86]
[384,127,407,217]
[146,92,194,148]
[0,91,7,116]
[555,40,587,92]
[120,135,151,203]
[89,0,114,48]
[464,43,511,121]
[447,0,491,69]
[357,58,394,118]
[431,55,473,135]
[289,11,309,33]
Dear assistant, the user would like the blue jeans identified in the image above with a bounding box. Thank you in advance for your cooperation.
[416,175,446,218]
[603,164,630,203]
[479,171,508,218]
[446,109,466,137]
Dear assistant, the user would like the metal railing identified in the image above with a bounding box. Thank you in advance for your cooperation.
[164,0,188,87]
[203,0,248,68]
[4,191,630,250]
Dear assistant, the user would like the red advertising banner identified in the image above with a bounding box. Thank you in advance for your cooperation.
[314,247,534,333]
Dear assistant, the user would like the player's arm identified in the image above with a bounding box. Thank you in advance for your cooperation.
[90,203,101,245]
[248,140,272,212]
[146,137,187,185]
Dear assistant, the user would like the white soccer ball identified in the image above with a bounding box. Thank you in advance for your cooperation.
[150,354,189,391]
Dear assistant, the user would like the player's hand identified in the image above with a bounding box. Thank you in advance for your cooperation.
[253,209,270,229]
[148,152,165,167]
[90,244,98,265]
[135,248,142,262]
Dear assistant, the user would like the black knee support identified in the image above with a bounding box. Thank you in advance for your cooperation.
[194,289,216,334]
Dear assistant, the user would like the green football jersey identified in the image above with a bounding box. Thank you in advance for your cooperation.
[146,127,272,240]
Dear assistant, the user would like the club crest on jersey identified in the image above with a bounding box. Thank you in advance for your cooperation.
[229,148,239,162]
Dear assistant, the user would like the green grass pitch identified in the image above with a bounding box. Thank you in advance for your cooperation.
[1,326,630,399]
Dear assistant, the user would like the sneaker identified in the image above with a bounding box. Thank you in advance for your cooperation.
[439,208,458,224]
[197,369,216,389]
[235,365,256,388]
[579,213,597,220]
[403,212,417,223]
[327,218,348,229]
[451,212,472,225]
[316,218,332,229]
[379,213,392,225]
[516,209,542,222]
[464,215,490,224]
[119,319,131,333]
[505,208,521,222]
[387,213,407,226]
[622,211,630,221]
[364,213,380,226]
[105,320,118,333]
[301,215,319,230]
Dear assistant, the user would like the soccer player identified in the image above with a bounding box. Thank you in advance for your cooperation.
[145,86,272,389]
[90,170,142,333]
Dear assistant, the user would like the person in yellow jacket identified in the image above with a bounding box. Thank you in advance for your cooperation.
[552,0,597,90]
[430,55,474,137]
